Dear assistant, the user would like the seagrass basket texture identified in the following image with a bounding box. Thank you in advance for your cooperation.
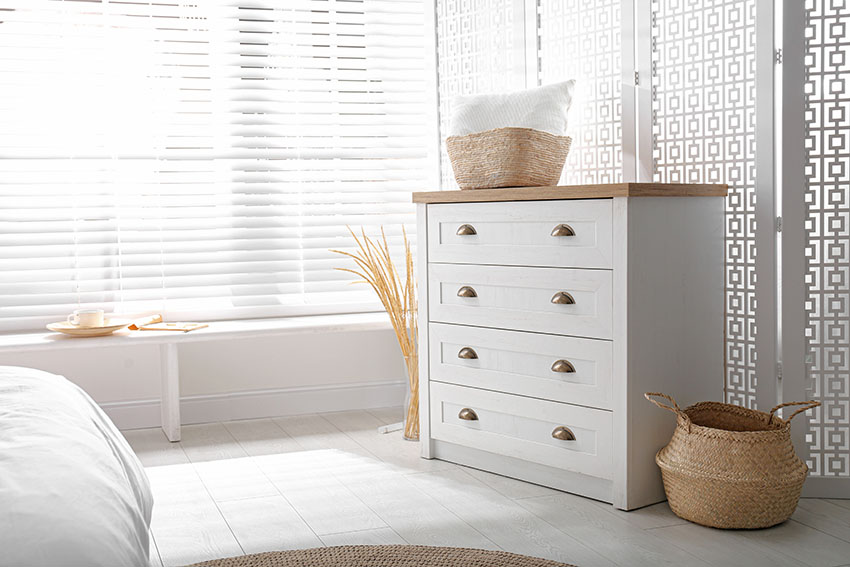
[645,393,820,529]
[446,127,571,190]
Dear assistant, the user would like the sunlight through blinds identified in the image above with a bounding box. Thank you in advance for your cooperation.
[0,0,427,331]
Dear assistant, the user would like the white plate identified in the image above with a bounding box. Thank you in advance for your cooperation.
[46,319,132,337]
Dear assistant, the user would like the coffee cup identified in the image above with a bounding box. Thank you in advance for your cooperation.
[67,309,105,328]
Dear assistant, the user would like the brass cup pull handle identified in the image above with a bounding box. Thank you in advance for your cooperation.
[551,291,575,305]
[551,359,576,373]
[458,347,478,360]
[458,408,479,421]
[552,426,575,441]
[551,224,576,237]
[457,286,478,298]
[456,224,477,236]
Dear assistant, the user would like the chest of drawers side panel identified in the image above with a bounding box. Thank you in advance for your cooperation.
[616,196,726,510]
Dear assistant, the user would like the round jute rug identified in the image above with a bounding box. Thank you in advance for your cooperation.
[187,545,575,567]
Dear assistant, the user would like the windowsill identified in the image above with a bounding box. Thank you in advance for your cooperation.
[0,312,393,354]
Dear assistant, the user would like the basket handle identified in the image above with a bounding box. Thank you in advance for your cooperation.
[644,392,685,417]
[767,400,821,424]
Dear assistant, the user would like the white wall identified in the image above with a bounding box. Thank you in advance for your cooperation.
[0,328,407,430]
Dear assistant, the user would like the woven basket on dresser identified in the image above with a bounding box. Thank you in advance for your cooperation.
[446,127,571,190]
[645,393,820,529]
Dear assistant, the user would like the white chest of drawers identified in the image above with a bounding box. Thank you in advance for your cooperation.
[414,183,727,511]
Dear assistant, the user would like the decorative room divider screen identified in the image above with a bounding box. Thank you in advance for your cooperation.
[430,0,850,497]
[800,0,850,495]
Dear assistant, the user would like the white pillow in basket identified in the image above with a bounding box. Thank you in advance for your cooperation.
[449,80,575,137]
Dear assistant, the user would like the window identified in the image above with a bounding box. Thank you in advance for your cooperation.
[0,0,427,332]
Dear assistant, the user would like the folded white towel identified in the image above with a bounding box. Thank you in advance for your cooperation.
[448,80,576,137]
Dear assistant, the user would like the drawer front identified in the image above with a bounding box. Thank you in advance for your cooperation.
[430,382,613,479]
[428,264,613,339]
[427,200,613,269]
[429,323,612,409]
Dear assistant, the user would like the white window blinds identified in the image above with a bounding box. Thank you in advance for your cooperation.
[0,0,427,332]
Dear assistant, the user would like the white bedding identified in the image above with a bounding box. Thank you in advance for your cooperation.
[0,366,153,567]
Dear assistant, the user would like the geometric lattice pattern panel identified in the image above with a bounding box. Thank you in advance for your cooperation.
[436,0,525,189]
[652,0,758,407]
[804,0,850,477]
[537,0,623,184]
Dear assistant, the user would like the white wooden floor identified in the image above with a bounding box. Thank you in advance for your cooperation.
[122,408,850,567]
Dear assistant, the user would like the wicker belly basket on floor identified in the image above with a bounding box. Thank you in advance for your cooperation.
[645,393,820,529]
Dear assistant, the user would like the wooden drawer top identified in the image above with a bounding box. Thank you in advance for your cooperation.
[412,182,728,204]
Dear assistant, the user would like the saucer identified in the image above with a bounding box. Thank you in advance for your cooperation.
[46,318,132,337]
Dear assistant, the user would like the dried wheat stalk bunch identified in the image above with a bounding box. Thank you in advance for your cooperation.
[331,227,418,440]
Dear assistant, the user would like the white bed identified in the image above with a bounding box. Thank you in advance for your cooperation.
[0,366,153,567]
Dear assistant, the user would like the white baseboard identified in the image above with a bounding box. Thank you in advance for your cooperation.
[103,380,406,430]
